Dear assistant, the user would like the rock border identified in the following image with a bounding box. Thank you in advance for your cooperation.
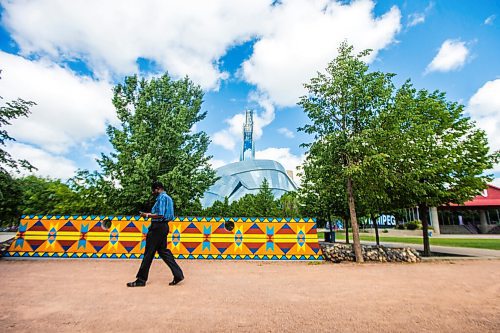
[321,243,421,263]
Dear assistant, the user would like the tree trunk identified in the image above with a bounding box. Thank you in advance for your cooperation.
[347,177,364,263]
[419,204,431,256]
[328,218,334,243]
[371,213,380,246]
[345,218,350,244]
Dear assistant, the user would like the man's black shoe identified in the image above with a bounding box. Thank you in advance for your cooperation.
[169,277,184,286]
[127,280,146,287]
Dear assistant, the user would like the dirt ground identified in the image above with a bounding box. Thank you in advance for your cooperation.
[0,259,499,332]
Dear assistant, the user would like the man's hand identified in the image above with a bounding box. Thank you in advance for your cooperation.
[139,211,149,218]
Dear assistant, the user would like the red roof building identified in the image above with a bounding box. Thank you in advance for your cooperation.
[438,184,500,234]
[448,184,500,208]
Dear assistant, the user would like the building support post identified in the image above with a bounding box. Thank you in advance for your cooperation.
[430,207,440,235]
[479,210,488,234]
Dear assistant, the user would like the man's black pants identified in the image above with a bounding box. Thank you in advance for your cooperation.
[136,222,184,282]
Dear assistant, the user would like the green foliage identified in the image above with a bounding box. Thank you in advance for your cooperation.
[382,81,496,255]
[0,171,22,225]
[253,179,280,216]
[203,196,232,217]
[202,179,292,217]
[0,71,37,224]
[278,191,301,217]
[83,74,217,215]
[380,81,497,209]
[0,71,36,174]
[67,170,115,214]
[405,220,421,230]
[227,194,255,216]
[298,42,395,262]
[297,42,497,258]
[17,175,80,215]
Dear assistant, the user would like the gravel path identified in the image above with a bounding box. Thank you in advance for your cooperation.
[0,259,499,332]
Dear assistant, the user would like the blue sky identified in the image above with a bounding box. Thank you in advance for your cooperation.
[0,0,499,186]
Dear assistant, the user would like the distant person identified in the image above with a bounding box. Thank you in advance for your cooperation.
[127,181,184,287]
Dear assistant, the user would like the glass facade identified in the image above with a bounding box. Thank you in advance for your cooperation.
[438,209,500,225]
[201,159,298,208]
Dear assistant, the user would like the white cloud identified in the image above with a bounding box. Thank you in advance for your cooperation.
[242,0,401,106]
[248,93,276,139]
[256,147,305,179]
[484,15,496,25]
[212,94,275,150]
[5,142,77,179]
[209,158,227,169]
[491,178,500,188]
[212,130,237,150]
[0,51,116,153]
[1,0,404,174]
[426,39,470,73]
[467,79,500,186]
[467,79,500,152]
[407,13,425,27]
[213,0,402,151]
[2,0,403,159]
[1,0,271,90]
[2,0,400,105]
[406,2,433,28]
[278,127,295,138]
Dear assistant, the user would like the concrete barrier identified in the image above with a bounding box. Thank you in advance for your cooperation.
[5,215,323,260]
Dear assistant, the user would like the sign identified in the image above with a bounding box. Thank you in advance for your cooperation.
[376,215,396,227]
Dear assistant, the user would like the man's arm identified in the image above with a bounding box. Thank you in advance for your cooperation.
[140,211,161,219]
[140,195,168,219]
[165,196,174,221]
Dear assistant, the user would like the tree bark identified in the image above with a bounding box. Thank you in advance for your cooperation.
[347,177,364,263]
[419,204,431,256]
[328,218,334,243]
[371,213,380,246]
[345,218,350,244]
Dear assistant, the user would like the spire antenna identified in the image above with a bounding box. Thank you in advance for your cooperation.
[240,109,255,161]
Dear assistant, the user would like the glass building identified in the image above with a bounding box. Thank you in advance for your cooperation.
[201,159,298,208]
[201,109,297,208]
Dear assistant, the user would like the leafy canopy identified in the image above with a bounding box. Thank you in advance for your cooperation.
[78,73,217,215]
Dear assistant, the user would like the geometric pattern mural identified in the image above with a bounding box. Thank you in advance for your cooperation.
[5,215,323,260]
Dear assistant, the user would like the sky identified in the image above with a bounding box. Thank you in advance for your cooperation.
[0,0,499,187]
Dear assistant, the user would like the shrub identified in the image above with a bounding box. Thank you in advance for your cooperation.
[382,229,389,233]
[396,224,405,230]
[406,220,422,230]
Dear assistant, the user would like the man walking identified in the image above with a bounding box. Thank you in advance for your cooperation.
[127,181,184,287]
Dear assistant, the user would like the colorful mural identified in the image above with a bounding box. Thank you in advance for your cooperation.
[5,215,323,260]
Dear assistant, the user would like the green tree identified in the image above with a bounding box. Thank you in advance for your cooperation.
[203,197,231,217]
[0,84,36,173]
[203,179,287,217]
[298,141,347,228]
[67,170,114,214]
[229,194,256,216]
[0,71,36,224]
[92,74,217,215]
[278,191,301,217]
[383,82,498,255]
[17,175,80,215]
[299,43,394,262]
[0,172,22,225]
[253,178,280,216]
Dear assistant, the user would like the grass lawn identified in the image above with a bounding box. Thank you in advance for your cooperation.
[317,232,500,250]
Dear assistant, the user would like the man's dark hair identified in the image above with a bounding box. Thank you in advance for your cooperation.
[151,181,164,191]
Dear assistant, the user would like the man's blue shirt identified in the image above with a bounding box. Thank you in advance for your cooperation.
[151,192,174,222]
